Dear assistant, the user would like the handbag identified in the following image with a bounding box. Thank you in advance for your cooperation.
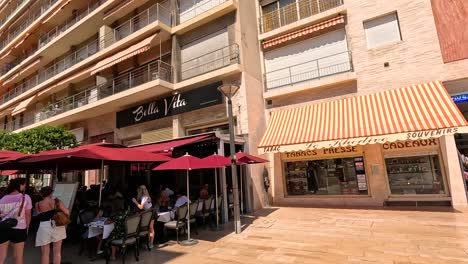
[52,198,70,226]
[0,194,25,230]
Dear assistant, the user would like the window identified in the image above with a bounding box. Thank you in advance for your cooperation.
[284,157,368,195]
[364,12,401,49]
[385,155,445,195]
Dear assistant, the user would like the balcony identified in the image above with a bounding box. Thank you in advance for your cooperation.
[179,0,229,24]
[0,0,27,27]
[0,2,172,107]
[38,0,106,48]
[264,51,353,90]
[0,0,58,52]
[4,60,173,131]
[259,0,344,33]
[0,0,106,76]
[180,43,239,80]
[1,39,99,104]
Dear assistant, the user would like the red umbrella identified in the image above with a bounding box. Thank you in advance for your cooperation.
[232,152,269,214]
[153,154,216,246]
[200,154,231,229]
[235,152,269,165]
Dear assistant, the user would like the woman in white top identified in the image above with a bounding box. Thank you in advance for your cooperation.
[132,185,154,248]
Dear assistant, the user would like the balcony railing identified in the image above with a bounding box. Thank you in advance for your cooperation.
[110,2,171,44]
[3,60,172,132]
[181,43,239,80]
[2,39,99,104]
[1,0,106,76]
[38,0,106,48]
[178,0,228,24]
[0,0,27,27]
[259,0,344,33]
[0,0,57,51]
[0,2,172,106]
[264,51,352,89]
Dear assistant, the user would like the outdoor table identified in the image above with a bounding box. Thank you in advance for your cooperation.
[157,211,174,223]
[87,220,115,239]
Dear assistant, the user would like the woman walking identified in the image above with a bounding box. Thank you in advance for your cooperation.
[0,178,32,264]
[35,187,69,264]
[132,185,154,248]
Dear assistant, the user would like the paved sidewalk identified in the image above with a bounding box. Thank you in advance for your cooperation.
[11,206,468,263]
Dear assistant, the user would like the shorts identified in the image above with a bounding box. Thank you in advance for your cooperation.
[0,228,28,244]
[35,221,66,247]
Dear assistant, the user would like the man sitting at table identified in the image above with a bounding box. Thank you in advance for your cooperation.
[199,184,209,200]
[174,191,189,209]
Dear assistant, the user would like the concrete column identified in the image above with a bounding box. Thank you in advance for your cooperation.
[99,25,113,50]
[171,35,181,83]
[439,135,468,209]
[170,0,179,27]
[363,144,389,205]
[218,139,229,223]
[172,114,185,138]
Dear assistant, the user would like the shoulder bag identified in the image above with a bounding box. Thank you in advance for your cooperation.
[0,194,25,230]
[52,198,70,226]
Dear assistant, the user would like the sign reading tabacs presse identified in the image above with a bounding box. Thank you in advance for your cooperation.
[116,82,223,128]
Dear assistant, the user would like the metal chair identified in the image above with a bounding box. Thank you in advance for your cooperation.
[107,214,141,264]
[137,210,153,250]
[78,208,97,256]
[202,197,214,225]
[164,205,187,243]
[188,202,199,235]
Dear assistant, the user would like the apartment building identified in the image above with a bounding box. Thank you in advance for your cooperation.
[256,0,468,208]
[0,0,267,211]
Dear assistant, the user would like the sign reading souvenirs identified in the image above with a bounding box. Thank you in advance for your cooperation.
[116,82,223,128]
[260,127,464,154]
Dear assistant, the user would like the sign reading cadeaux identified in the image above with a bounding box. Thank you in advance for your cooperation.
[116,82,223,128]
[382,139,438,151]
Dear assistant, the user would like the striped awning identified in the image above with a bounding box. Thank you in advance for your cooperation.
[90,34,157,75]
[258,81,468,153]
[262,15,345,49]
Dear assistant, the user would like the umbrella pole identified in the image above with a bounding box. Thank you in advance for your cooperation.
[211,168,222,231]
[98,160,104,207]
[240,165,244,215]
[181,170,197,246]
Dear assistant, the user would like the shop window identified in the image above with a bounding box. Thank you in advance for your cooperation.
[385,155,445,195]
[364,12,402,49]
[284,157,368,195]
[187,123,229,135]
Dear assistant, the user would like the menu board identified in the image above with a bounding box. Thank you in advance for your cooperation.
[354,158,368,191]
[53,182,79,209]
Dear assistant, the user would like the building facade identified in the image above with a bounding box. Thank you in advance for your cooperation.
[255,0,468,209]
[0,0,267,211]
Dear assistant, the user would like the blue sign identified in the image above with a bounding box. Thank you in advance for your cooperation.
[452,93,468,104]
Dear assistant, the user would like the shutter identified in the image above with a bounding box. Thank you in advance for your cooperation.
[264,29,349,88]
[364,13,401,49]
[141,127,173,143]
[180,28,229,79]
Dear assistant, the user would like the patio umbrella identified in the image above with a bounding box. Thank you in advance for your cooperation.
[201,154,231,230]
[153,153,214,246]
[16,143,172,205]
[234,152,269,214]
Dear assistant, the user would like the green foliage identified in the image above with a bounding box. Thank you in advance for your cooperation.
[0,126,78,154]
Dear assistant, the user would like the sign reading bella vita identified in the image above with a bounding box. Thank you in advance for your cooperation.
[116,82,223,128]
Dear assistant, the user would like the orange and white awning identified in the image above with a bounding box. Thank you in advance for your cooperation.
[258,81,468,154]
[262,15,345,49]
[11,95,36,116]
[90,34,158,75]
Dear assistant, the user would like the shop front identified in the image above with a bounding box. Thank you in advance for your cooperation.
[259,81,468,208]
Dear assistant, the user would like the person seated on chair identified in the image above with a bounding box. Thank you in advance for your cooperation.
[174,191,189,209]
[93,208,105,255]
[105,208,129,261]
[199,184,209,200]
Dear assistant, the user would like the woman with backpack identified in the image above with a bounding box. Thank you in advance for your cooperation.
[0,178,32,264]
[35,186,69,264]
